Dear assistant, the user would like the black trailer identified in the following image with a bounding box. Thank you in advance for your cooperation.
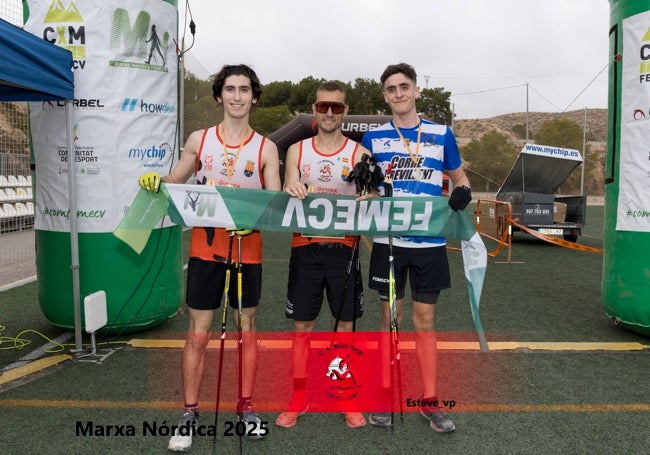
[496,143,586,242]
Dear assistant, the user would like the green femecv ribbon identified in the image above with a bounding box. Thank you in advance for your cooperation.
[114,183,489,351]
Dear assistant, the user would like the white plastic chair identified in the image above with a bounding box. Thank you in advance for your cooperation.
[14,202,27,215]
[3,203,16,216]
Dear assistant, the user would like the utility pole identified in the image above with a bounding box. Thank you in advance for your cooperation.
[525,82,529,141]
[581,107,587,196]
[451,103,455,131]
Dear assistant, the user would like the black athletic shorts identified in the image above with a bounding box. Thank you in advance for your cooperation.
[368,243,449,304]
[185,257,262,310]
[286,243,363,322]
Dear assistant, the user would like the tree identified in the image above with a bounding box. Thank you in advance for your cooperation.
[461,131,519,192]
[534,119,583,151]
[288,76,324,113]
[534,119,589,194]
[183,95,223,143]
[183,70,213,102]
[346,78,384,115]
[511,124,530,140]
[250,106,293,136]
[259,81,293,108]
[417,87,453,125]
[181,71,220,143]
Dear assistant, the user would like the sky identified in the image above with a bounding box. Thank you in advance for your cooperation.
[180,0,611,119]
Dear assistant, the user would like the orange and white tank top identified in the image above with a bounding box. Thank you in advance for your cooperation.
[195,125,265,189]
[291,136,360,248]
[189,126,266,264]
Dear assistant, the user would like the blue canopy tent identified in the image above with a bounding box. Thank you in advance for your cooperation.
[0,18,82,350]
[0,19,73,101]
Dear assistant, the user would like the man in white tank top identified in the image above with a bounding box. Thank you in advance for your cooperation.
[139,64,281,451]
[276,81,370,430]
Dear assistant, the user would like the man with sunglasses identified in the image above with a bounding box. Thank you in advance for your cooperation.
[276,80,370,430]
[361,63,472,434]
[139,64,281,451]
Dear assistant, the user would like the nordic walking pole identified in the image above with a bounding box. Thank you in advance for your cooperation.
[384,167,404,428]
[352,238,361,332]
[332,236,360,333]
[339,152,383,333]
[212,232,235,451]
[236,233,244,455]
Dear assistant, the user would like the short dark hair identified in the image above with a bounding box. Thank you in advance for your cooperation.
[380,63,417,86]
[315,80,347,104]
[212,64,263,101]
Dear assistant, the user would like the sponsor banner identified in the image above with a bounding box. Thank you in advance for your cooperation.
[521,143,582,161]
[618,11,650,232]
[25,0,178,233]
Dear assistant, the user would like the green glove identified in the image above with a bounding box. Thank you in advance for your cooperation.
[226,228,253,236]
[139,172,161,193]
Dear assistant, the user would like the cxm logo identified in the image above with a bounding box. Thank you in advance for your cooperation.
[121,98,176,115]
[42,0,87,69]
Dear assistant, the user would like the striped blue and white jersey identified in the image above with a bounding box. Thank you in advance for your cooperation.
[361,118,462,247]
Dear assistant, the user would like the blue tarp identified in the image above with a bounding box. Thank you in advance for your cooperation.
[0,18,74,101]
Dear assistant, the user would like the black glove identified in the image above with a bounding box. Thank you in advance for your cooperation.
[347,154,384,195]
[383,178,393,197]
[448,185,472,211]
[347,159,370,194]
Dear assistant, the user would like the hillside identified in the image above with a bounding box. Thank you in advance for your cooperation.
[452,108,608,195]
[453,108,608,145]
[0,102,29,153]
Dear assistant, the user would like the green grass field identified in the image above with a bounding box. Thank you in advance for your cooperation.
[2,205,650,454]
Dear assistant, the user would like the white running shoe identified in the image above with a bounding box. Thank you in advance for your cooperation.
[241,401,268,440]
[168,411,197,452]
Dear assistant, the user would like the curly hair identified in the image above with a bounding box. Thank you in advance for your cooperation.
[380,63,417,86]
[211,64,263,101]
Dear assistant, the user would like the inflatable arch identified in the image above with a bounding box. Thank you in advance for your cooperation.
[26,0,182,335]
[602,0,650,336]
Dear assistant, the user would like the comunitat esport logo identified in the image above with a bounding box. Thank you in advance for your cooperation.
[128,142,173,169]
